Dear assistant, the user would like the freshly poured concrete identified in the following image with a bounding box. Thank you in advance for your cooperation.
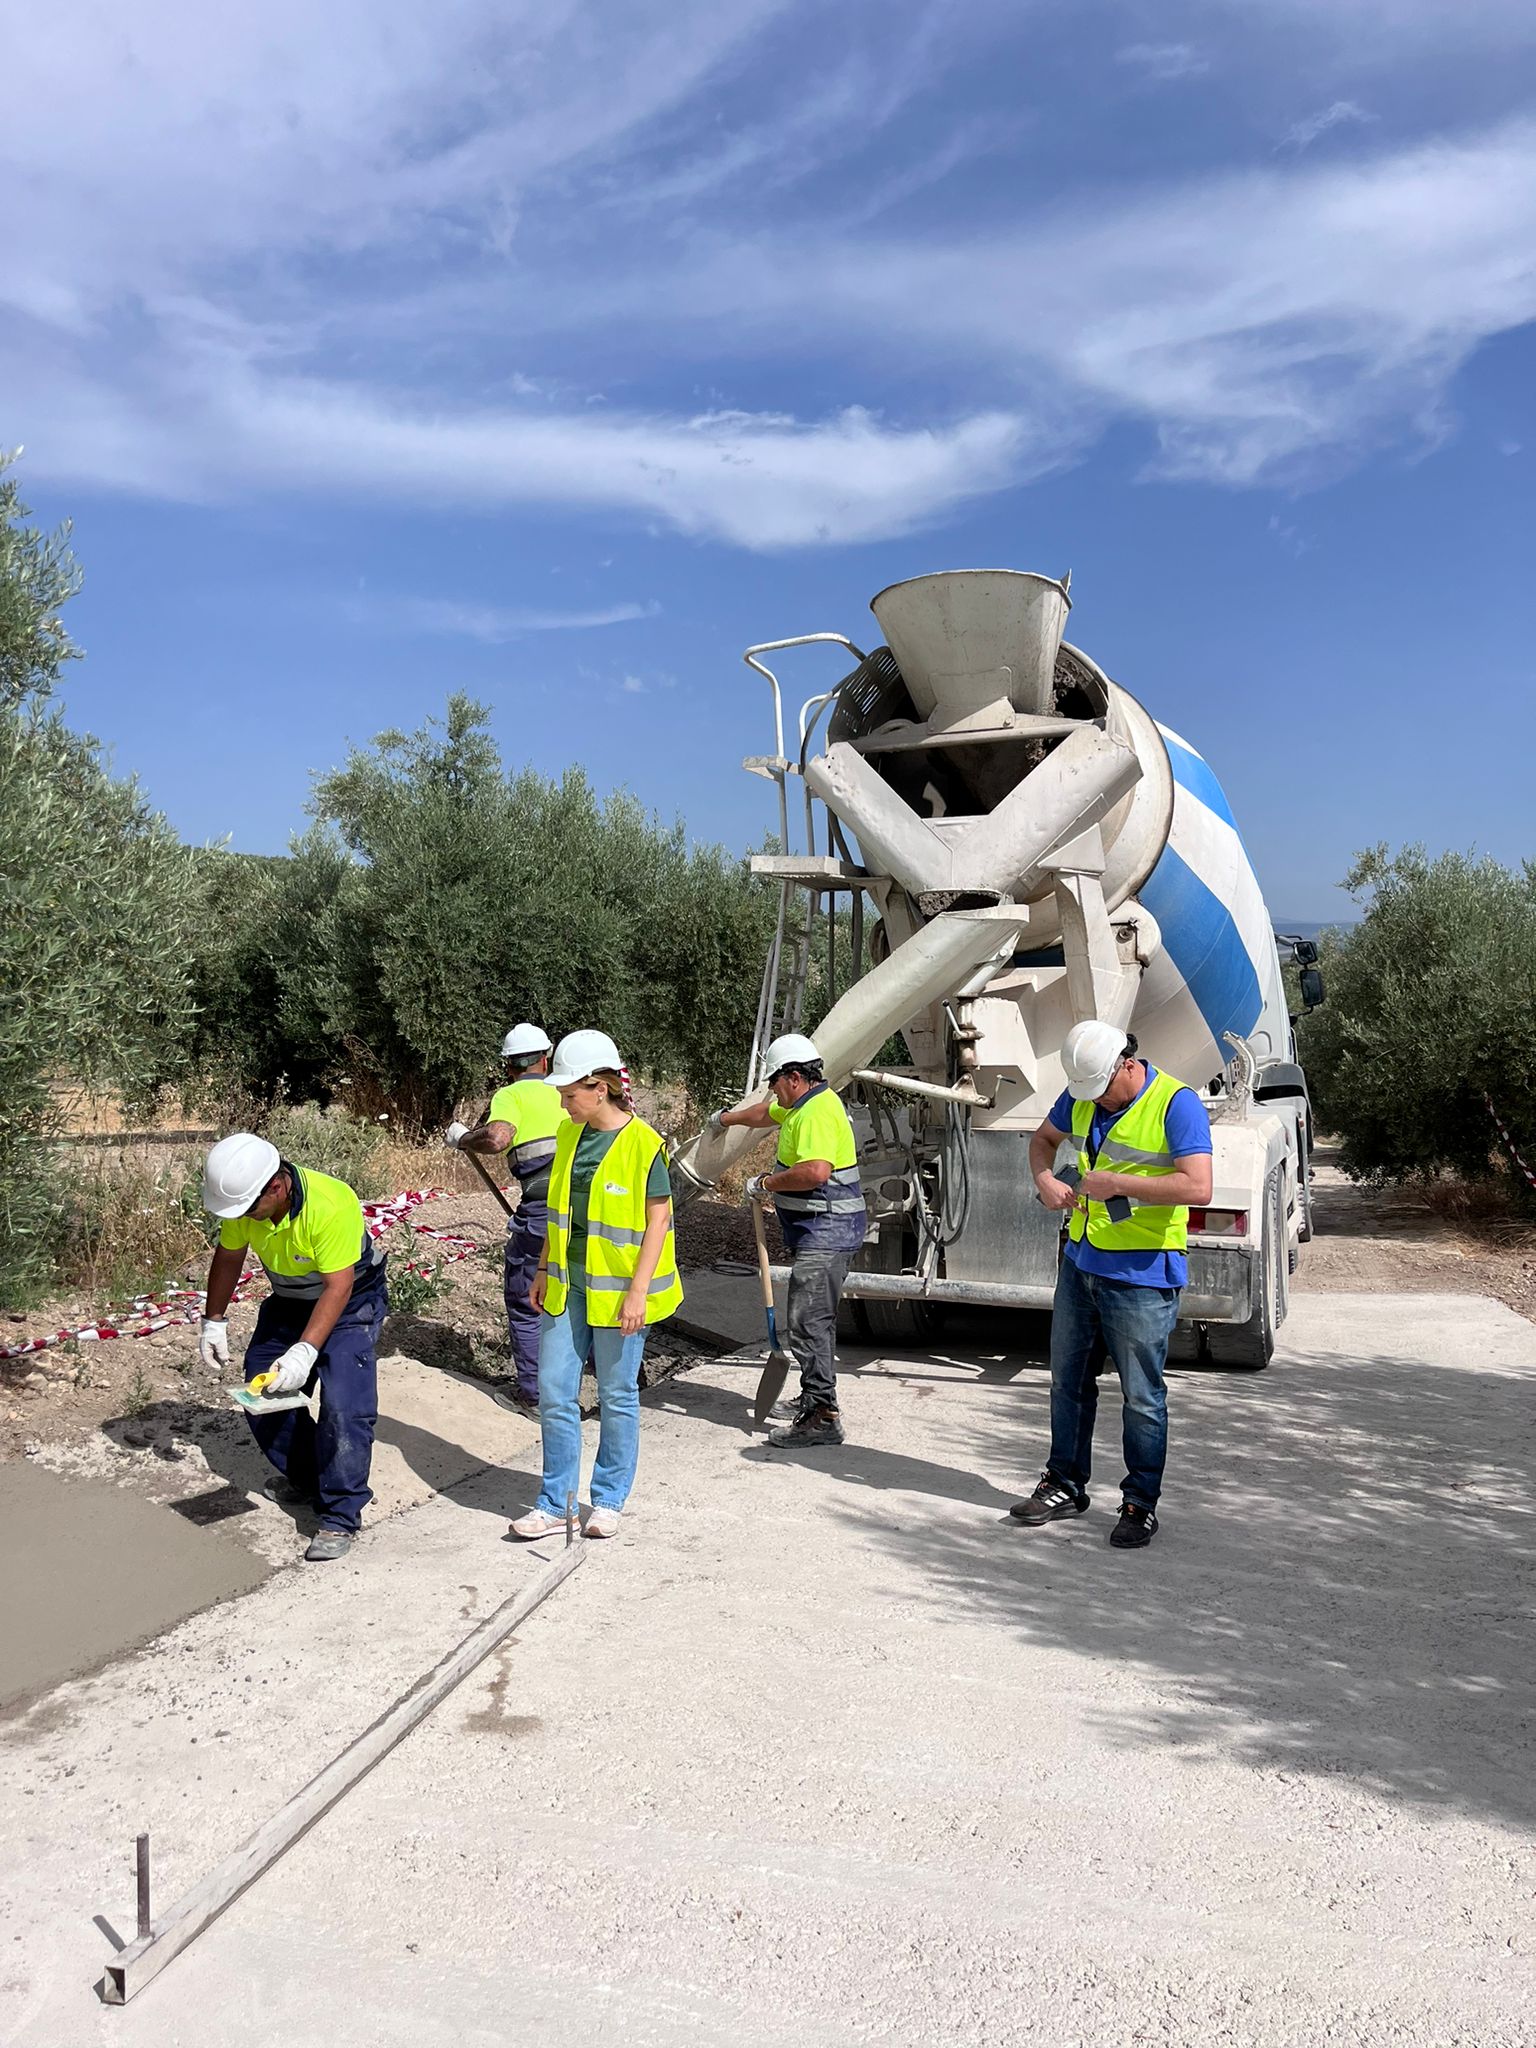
[0,1463,268,1715]
[3,1292,1534,2046]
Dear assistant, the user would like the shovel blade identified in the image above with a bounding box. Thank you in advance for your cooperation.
[753,1350,794,1428]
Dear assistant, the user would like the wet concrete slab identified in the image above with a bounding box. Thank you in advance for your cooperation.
[0,1461,270,1716]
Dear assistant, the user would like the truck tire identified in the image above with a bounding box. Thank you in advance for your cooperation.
[861,1295,941,1346]
[1296,1138,1315,1244]
[1210,1169,1282,1370]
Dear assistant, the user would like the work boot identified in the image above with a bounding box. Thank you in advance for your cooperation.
[1109,1501,1159,1549]
[767,1404,844,1448]
[767,1390,812,1424]
[262,1476,312,1508]
[304,1528,353,1562]
[1009,1471,1089,1525]
[492,1385,540,1420]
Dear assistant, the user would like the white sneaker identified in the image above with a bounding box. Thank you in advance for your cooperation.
[584,1506,622,1540]
[510,1507,567,1540]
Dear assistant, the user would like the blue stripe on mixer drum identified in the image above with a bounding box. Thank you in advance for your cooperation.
[1161,729,1238,831]
[1141,843,1264,1049]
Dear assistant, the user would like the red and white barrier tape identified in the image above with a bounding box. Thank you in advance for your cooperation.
[1485,1095,1536,1193]
[1,1182,510,1362]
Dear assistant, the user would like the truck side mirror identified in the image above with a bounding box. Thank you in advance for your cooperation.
[1300,966,1325,1010]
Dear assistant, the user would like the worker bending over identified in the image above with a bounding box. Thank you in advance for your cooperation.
[199,1134,389,1562]
[448,1022,568,1415]
[716,1033,867,1448]
[1014,1021,1212,1550]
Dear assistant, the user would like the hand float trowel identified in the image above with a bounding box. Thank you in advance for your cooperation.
[228,1369,311,1416]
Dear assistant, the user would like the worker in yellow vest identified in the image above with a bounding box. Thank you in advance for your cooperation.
[511,1030,683,1543]
[1014,1021,1212,1550]
[447,1022,568,1416]
[715,1031,867,1449]
[198,1134,388,1563]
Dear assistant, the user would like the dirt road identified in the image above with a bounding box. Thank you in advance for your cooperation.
[4,1283,1534,2046]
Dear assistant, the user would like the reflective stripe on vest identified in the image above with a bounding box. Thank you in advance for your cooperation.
[773,1164,866,1216]
[509,1136,559,1179]
[1067,1068,1191,1255]
[542,1118,684,1328]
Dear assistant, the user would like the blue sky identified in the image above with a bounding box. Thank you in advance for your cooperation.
[5,0,1533,921]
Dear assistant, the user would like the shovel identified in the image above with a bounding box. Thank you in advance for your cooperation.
[459,1144,516,1218]
[750,1197,799,1427]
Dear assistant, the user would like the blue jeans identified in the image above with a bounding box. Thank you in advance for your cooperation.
[242,1283,384,1532]
[502,1193,547,1398]
[535,1289,647,1515]
[1047,1256,1179,1509]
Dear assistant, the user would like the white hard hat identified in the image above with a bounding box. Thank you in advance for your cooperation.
[1062,1019,1131,1101]
[764,1032,822,1077]
[202,1133,281,1218]
[501,1022,552,1058]
[545,1028,624,1091]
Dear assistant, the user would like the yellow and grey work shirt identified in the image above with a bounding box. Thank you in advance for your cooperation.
[487,1077,570,1198]
[768,1084,866,1254]
[218,1161,384,1306]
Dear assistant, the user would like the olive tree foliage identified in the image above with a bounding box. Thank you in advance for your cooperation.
[1299,844,1536,1194]
[0,459,195,1304]
[187,694,778,1127]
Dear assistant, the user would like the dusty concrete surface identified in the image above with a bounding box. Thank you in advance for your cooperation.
[0,1463,268,1715]
[3,1290,1534,2046]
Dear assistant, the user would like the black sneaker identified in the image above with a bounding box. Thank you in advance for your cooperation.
[1009,1471,1089,1525]
[767,1404,845,1448]
[1109,1501,1158,1548]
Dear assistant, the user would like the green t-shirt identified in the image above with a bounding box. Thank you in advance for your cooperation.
[567,1123,671,1282]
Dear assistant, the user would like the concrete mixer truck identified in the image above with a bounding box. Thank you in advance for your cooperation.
[672,569,1320,1368]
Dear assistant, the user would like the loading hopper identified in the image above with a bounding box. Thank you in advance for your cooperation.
[870,569,1071,732]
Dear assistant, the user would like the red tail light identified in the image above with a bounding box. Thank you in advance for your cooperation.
[1188,1208,1249,1236]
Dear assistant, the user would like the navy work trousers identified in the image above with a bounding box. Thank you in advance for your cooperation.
[242,1282,384,1533]
[502,1192,548,1399]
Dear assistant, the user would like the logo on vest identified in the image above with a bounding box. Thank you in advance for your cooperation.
[602,1181,629,1196]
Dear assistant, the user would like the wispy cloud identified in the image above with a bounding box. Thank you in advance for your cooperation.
[350,595,662,641]
[1280,99,1375,150]
[4,2,1533,541]
[1115,42,1210,82]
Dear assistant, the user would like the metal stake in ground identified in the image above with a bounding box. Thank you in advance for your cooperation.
[99,1542,584,2006]
[750,1196,799,1427]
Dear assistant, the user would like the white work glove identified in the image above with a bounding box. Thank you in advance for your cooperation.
[445,1121,470,1150]
[198,1318,230,1371]
[266,1340,318,1395]
[744,1173,772,1203]
[706,1108,728,1134]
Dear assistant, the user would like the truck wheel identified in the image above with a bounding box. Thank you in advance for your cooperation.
[1296,1140,1315,1244]
[862,1296,941,1347]
[1211,1170,1282,1370]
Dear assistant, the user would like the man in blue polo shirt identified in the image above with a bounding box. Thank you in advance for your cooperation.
[1012,1020,1212,1549]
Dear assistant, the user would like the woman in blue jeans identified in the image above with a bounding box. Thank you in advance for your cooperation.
[512,1029,683,1542]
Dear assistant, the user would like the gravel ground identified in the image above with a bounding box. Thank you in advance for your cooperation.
[4,1289,1534,2046]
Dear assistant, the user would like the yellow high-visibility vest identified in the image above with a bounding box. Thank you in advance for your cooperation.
[543,1117,684,1327]
[1067,1068,1191,1255]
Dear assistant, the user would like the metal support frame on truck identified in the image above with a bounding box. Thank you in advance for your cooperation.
[672,568,1320,1370]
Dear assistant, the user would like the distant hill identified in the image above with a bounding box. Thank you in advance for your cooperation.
[1273,918,1355,941]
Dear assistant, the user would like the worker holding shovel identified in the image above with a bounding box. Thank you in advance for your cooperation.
[446,1022,568,1417]
[715,1033,867,1448]
[198,1135,389,1562]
